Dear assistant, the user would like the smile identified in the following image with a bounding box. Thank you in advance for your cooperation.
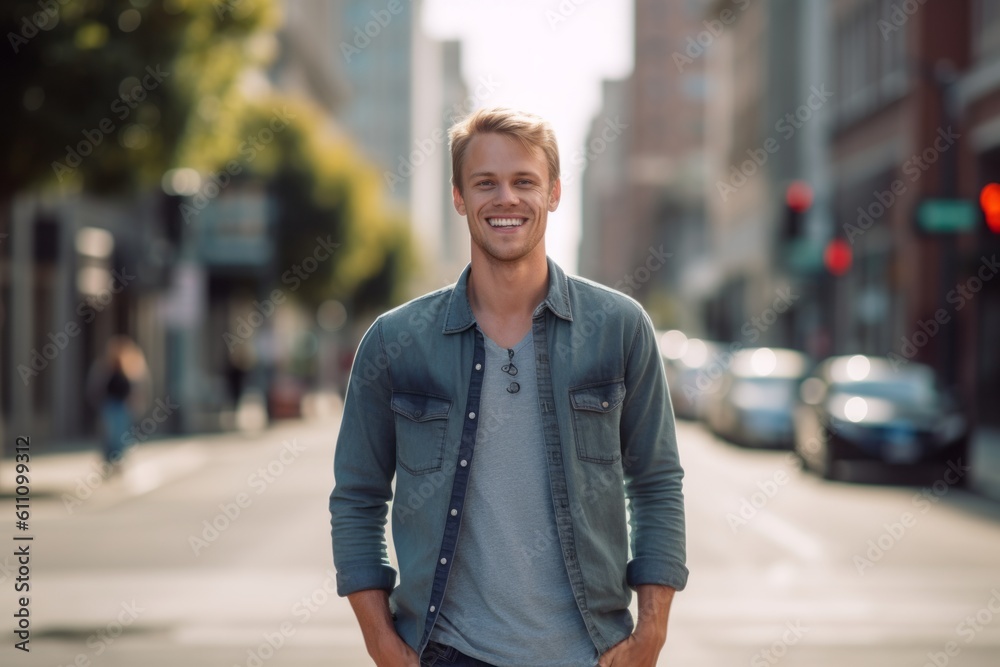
[487,217,526,228]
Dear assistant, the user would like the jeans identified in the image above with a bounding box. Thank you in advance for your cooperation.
[421,641,497,667]
[102,399,132,463]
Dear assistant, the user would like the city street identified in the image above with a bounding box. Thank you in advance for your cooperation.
[4,413,1000,666]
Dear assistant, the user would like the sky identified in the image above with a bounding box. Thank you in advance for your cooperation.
[422,0,634,273]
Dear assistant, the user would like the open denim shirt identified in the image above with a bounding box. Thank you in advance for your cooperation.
[330,258,688,657]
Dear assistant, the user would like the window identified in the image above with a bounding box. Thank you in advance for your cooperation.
[977,0,1000,60]
[879,0,908,100]
[835,0,911,126]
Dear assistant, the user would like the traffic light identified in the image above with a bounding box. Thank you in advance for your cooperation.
[980,183,1000,233]
[782,181,813,240]
[823,238,852,276]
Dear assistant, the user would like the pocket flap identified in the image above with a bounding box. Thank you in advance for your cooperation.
[391,391,451,422]
[570,381,626,413]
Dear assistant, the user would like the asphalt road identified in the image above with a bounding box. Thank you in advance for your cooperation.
[3,414,1000,666]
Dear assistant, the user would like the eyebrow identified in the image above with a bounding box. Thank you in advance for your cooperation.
[468,170,542,180]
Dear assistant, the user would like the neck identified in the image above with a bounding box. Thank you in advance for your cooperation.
[467,247,548,324]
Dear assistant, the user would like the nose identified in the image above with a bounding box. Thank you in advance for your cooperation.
[493,182,519,206]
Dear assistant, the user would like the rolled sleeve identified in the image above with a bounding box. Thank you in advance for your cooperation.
[330,319,399,596]
[620,311,689,592]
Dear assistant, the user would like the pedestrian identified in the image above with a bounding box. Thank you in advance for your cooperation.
[87,335,150,468]
[330,107,687,667]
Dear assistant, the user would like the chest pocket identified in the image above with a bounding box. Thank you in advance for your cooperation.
[391,391,451,475]
[569,380,626,463]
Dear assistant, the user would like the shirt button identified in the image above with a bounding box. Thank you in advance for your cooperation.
[475,363,482,371]
[460,459,468,467]
[602,401,609,408]
[468,411,476,419]
[429,605,436,612]
[440,557,447,565]
[450,508,458,516]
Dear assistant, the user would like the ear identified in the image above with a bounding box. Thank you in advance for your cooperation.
[453,184,467,216]
[547,177,562,212]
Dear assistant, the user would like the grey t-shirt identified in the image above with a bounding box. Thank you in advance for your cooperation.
[429,329,599,667]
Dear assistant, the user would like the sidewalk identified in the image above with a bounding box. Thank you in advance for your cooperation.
[0,390,344,503]
[0,434,211,505]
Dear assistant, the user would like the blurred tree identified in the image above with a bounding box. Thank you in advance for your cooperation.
[210,97,417,312]
[2,0,276,196]
[1,0,415,311]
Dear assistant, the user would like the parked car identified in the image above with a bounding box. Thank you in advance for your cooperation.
[793,355,968,481]
[704,347,810,448]
[659,331,726,421]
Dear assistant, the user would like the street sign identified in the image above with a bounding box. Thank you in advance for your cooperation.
[784,237,825,273]
[916,199,977,234]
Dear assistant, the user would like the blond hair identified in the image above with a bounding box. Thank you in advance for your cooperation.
[448,107,560,193]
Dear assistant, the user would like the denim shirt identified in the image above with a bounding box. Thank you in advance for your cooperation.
[330,257,688,658]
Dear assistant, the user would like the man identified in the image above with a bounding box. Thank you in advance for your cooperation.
[331,107,687,667]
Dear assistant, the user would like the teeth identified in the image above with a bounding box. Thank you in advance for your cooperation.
[488,218,524,227]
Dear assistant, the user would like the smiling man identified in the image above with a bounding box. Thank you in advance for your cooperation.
[331,108,688,667]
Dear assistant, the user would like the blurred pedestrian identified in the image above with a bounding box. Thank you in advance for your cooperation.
[330,108,687,667]
[87,335,150,468]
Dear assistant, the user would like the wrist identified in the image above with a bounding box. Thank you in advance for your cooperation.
[634,618,668,643]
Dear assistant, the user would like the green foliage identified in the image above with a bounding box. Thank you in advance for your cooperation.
[2,0,276,196]
[214,97,417,311]
[1,0,414,311]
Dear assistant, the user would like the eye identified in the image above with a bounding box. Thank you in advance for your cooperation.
[475,180,494,188]
[516,179,534,186]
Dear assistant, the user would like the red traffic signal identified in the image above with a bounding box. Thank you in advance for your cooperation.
[824,238,852,276]
[786,181,814,214]
[980,183,1000,233]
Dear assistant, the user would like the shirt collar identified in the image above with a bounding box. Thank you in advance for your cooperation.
[443,256,573,334]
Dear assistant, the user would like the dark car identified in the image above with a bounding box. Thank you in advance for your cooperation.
[703,347,810,448]
[793,355,968,480]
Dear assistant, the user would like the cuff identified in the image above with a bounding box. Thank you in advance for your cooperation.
[626,557,689,592]
[335,563,397,597]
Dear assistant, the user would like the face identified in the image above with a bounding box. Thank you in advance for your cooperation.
[453,132,560,265]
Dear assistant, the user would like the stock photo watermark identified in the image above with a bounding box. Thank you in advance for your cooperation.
[671,0,754,72]
[887,254,999,370]
[17,267,135,386]
[877,0,928,40]
[716,85,833,202]
[8,0,68,53]
[545,0,592,30]
[852,459,970,574]
[51,65,171,182]
[189,439,306,555]
[383,74,501,193]
[681,288,799,403]
[562,116,628,187]
[843,126,960,244]
[555,245,672,361]
[920,589,1000,667]
[750,620,808,667]
[233,569,340,667]
[180,106,296,223]
[726,454,798,533]
[339,0,414,62]
[223,235,339,351]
